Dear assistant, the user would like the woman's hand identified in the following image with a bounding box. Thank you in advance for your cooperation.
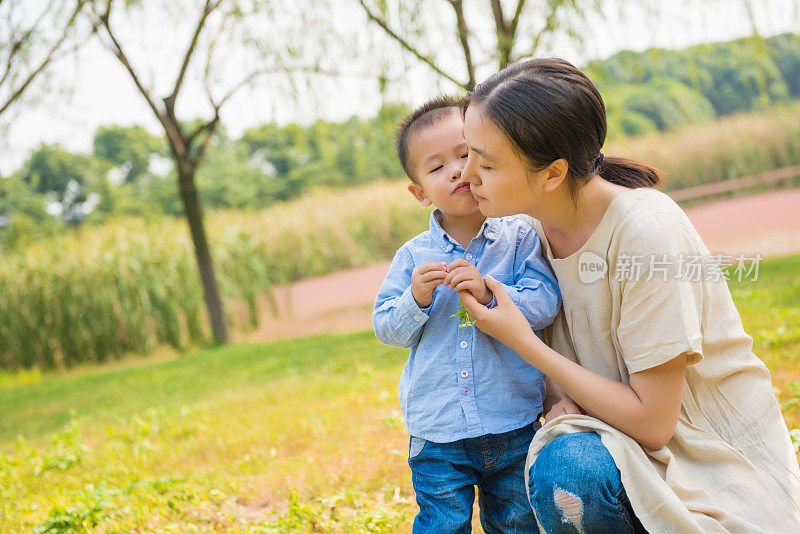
[544,396,585,423]
[457,274,537,351]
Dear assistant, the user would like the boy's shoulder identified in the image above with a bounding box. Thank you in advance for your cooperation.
[393,228,435,261]
[490,215,536,240]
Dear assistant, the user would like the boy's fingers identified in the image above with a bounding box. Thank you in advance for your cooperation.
[418,271,446,283]
[444,265,477,285]
[417,261,448,274]
[447,258,471,271]
[447,271,475,288]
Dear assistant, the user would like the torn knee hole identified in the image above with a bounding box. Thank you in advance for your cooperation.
[554,486,584,526]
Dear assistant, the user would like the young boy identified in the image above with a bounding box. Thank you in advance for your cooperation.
[372,96,561,533]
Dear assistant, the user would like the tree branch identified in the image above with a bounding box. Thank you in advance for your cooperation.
[92,1,186,159]
[446,0,476,90]
[510,0,527,40]
[189,113,219,168]
[490,0,525,68]
[166,0,220,115]
[358,0,467,90]
[0,0,86,116]
[517,0,564,62]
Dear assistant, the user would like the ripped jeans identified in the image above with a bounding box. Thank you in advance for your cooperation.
[528,432,648,534]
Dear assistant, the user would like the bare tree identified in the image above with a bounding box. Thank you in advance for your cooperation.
[86,0,335,344]
[0,0,91,118]
[357,0,623,91]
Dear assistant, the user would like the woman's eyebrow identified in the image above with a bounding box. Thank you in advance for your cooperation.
[469,145,495,162]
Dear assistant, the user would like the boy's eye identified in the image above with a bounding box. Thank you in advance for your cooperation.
[429,165,443,174]
[480,165,492,170]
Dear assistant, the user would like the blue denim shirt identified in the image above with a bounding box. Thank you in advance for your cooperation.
[373,210,561,443]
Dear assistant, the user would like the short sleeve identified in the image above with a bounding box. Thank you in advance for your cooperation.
[613,214,704,374]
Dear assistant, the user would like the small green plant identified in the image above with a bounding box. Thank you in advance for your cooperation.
[450,302,474,328]
[34,484,115,534]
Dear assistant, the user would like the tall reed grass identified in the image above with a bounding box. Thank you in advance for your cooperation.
[0,185,425,370]
[610,102,800,190]
[2,102,799,370]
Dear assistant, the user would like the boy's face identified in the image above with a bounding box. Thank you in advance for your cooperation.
[407,111,479,217]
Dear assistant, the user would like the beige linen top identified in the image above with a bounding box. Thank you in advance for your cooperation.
[522,188,800,533]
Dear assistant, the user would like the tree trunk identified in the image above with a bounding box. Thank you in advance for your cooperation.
[177,164,229,344]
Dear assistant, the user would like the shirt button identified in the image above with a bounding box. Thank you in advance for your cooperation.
[461,370,468,378]
[460,341,468,349]
[486,232,495,239]
[414,314,422,321]
[465,253,473,261]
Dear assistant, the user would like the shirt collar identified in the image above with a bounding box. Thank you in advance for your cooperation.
[428,209,500,253]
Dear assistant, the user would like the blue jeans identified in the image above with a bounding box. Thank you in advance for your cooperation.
[528,432,648,533]
[408,421,542,533]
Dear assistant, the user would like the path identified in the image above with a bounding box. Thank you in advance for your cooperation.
[244,187,800,343]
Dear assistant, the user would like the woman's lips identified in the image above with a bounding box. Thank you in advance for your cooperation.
[471,191,486,201]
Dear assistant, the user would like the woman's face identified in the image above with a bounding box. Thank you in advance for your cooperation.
[461,103,543,218]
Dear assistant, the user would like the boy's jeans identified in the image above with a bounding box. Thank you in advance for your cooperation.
[528,431,648,533]
[408,420,541,533]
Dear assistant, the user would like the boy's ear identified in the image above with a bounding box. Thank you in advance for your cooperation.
[407,182,432,207]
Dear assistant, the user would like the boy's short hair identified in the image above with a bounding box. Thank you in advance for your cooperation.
[395,96,463,182]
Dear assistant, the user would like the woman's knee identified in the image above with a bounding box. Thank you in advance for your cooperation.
[528,433,619,504]
[528,432,626,531]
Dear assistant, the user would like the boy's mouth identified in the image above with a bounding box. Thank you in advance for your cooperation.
[453,182,471,194]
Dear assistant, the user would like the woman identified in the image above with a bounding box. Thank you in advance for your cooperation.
[454,58,800,533]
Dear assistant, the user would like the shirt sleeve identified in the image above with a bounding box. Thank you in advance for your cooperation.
[372,247,431,349]
[491,224,561,331]
[614,215,704,374]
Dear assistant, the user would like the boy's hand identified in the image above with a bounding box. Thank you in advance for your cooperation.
[444,259,493,306]
[411,261,448,308]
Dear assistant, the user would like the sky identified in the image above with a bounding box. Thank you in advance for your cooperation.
[1,0,799,175]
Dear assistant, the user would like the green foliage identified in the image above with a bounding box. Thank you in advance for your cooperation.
[605,78,716,139]
[589,34,794,117]
[239,103,407,201]
[22,144,107,224]
[93,125,163,184]
[767,33,800,97]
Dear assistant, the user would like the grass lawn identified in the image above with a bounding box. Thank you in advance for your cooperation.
[2,254,799,532]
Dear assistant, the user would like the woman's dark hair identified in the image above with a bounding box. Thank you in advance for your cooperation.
[462,58,660,199]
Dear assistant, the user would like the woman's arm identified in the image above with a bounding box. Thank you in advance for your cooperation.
[460,275,687,450]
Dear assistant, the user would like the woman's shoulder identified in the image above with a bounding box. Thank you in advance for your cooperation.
[607,187,708,258]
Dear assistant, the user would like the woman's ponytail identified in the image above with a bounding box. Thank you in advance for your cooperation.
[598,156,661,188]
